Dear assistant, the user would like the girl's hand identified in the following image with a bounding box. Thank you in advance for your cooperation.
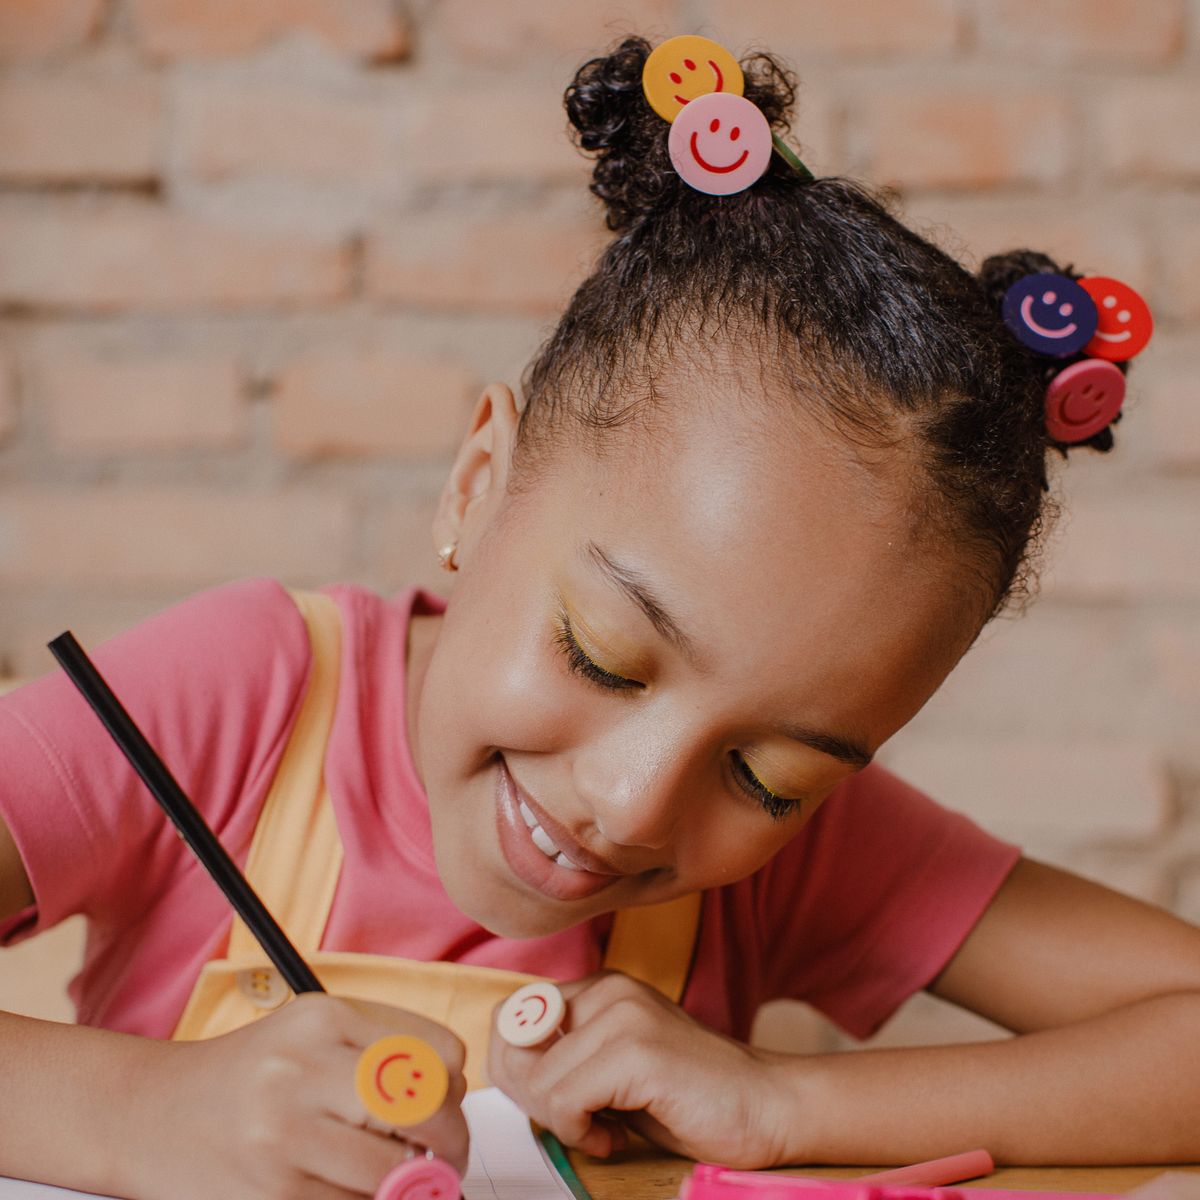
[131,993,468,1200]
[488,971,798,1169]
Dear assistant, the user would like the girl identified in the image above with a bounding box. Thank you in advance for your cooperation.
[3,35,1199,1200]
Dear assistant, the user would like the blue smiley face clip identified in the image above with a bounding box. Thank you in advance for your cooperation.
[1001,273,1098,358]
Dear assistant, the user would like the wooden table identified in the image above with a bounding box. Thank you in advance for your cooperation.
[570,1153,1200,1200]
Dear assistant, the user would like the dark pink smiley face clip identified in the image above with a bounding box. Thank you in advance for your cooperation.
[668,92,772,196]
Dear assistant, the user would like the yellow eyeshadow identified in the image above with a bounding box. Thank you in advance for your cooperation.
[562,603,652,678]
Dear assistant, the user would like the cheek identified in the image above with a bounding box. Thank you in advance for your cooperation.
[427,618,582,765]
[673,798,823,889]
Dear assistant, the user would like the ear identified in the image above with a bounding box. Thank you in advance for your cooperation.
[432,382,522,563]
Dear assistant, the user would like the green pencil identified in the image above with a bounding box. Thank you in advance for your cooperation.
[536,1127,595,1200]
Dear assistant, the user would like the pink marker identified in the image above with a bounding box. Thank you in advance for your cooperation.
[859,1149,994,1188]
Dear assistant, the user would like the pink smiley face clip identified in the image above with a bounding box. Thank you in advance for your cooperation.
[668,92,773,196]
[644,35,779,196]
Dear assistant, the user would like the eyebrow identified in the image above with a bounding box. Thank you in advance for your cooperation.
[583,541,874,770]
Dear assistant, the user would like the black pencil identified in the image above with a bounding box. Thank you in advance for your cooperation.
[47,630,325,998]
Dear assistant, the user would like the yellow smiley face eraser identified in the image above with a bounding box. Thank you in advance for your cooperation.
[642,35,744,123]
[355,1035,449,1128]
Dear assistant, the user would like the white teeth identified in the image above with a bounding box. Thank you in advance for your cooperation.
[516,791,586,871]
[530,824,558,857]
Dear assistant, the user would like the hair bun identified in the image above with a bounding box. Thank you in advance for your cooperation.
[566,36,681,233]
[978,248,1125,455]
[565,37,802,233]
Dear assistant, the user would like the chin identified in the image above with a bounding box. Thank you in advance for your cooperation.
[446,865,593,939]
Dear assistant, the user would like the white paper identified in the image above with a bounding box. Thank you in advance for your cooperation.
[0,1087,573,1200]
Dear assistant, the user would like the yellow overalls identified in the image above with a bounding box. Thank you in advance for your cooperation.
[171,591,701,1089]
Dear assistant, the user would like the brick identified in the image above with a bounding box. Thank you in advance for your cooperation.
[708,0,960,58]
[0,488,356,587]
[853,88,1072,189]
[902,601,1142,742]
[364,208,608,315]
[978,0,1184,64]
[0,199,351,311]
[433,0,678,64]
[0,0,104,59]
[175,76,396,188]
[39,354,246,452]
[1136,338,1200,471]
[1,589,172,679]
[1145,614,1200,715]
[1098,82,1200,182]
[1042,486,1200,602]
[1156,215,1200,321]
[0,74,162,185]
[0,350,14,444]
[904,196,1149,285]
[879,735,1171,846]
[128,0,408,62]
[273,352,480,459]
[357,490,446,597]
[406,83,587,184]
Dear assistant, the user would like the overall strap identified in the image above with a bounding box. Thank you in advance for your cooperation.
[604,891,702,1004]
[226,589,344,959]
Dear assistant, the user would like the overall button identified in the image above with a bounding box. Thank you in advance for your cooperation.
[236,966,288,1010]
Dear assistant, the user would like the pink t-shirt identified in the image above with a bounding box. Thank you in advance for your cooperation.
[0,579,1020,1042]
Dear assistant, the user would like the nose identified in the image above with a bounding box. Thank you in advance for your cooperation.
[571,721,696,852]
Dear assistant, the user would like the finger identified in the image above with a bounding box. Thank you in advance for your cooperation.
[504,1010,648,1151]
[555,971,664,1032]
[316,1040,470,1173]
[293,1117,425,1196]
[331,996,467,1074]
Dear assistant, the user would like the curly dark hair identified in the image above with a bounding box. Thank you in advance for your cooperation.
[515,37,1124,622]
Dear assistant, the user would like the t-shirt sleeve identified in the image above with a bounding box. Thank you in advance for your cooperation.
[755,763,1021,1039]
[0,578,312,947]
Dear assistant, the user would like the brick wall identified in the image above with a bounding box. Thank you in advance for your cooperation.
[1,1,1197,1044]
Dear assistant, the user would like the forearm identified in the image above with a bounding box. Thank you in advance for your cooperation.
[0,1009,169,1194]
[775,990,1200,1166]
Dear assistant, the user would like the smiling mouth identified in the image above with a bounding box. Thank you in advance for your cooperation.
[673,59,725,107]
[1020,294,1077,339]
[1095,329,1132,343]
[689,131,749,174]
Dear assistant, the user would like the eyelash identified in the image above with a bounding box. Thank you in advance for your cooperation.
[553,610,802,822]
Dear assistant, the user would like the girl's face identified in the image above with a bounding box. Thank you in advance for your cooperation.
[408,383,981,938]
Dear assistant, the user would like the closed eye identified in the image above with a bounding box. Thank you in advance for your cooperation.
[554,608,644,693]
[731,751,802,821]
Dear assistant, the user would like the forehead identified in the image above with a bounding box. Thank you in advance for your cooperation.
[521,395,978,742]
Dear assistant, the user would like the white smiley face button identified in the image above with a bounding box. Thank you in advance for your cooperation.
[668,92,772,196]
[497,982,566,1048]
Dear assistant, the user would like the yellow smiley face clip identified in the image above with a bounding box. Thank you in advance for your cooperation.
[642,35,744,123]
[355,1035,449,1128]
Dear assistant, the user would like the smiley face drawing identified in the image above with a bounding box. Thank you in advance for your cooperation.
[642,34,744,122]
[1079,277,1153,362]
[374,1157,460,1200]
[497,981,566,1047]
[668,92,772,196]
[1002,273,1098,358]
[1044,358,1126,444]
[355,1034,449,1128]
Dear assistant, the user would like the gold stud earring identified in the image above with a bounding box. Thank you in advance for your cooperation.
[437,542,459,572]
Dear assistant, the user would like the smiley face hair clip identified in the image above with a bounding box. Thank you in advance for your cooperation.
[1001,271,1154,446]
[642,35,813,196]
